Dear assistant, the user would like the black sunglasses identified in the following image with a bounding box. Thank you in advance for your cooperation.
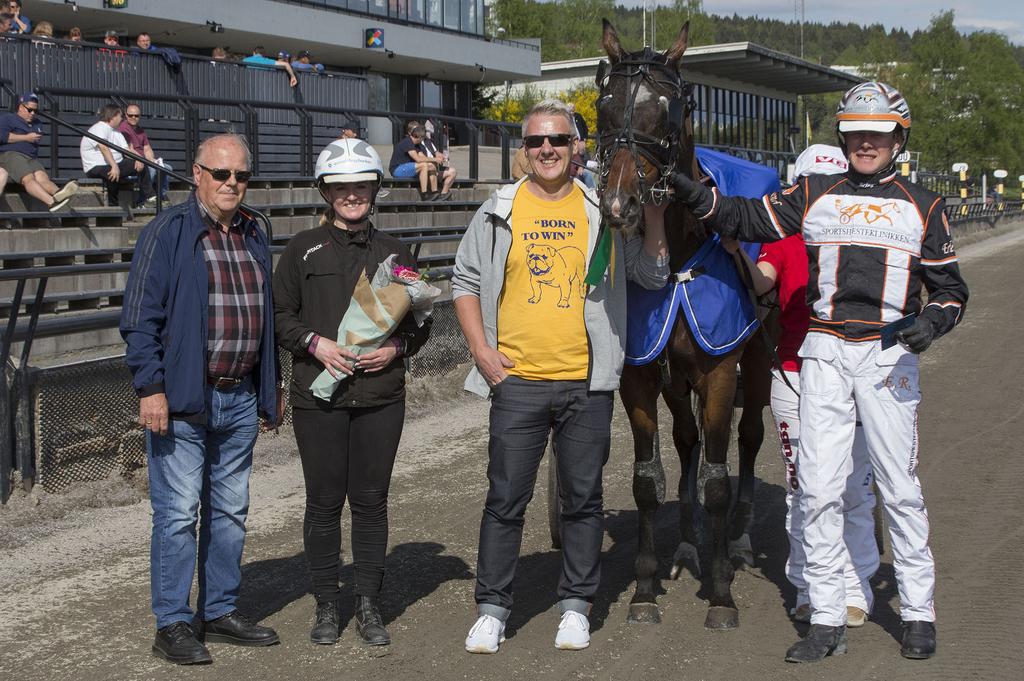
[523,134,573,149]
[125,113,141,118]
[23,106,38,113]
[197,164,252,183]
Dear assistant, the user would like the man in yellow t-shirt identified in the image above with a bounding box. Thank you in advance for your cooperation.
[454,99,671,654]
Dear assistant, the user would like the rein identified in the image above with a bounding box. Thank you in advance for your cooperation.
[596,49,695,206]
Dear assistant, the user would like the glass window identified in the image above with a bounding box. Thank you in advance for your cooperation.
[422,79,441,112]
[476,0,484,34]
[324,0,348,9]
[462,0,474,34]
[410,0,425,23]
[426,0,442,26]
[369,0,387,15]
[444,0,460,30]
[389,0,408,20]
[347,0,367,12]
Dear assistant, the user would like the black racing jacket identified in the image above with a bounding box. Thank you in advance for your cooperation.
[273,221,432,410]
[703,168,969,341]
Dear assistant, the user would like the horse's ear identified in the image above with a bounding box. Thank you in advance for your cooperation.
[664,21,689,70]
[602,18,624,64]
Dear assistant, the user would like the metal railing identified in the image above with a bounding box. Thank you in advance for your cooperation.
[32,86,521,182]
[0,33,368,114]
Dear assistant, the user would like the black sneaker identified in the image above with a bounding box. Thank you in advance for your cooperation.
[419,191,436,202]
[152,621,212,665]
[900,620,936,659]
[201,610,280,646]
[784,624,847,663]
[310,600,340,645]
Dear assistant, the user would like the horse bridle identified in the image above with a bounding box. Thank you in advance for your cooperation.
[595,48,695,205]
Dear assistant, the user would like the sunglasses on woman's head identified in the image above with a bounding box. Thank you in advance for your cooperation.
[197,164,252,183]
[523,134,573,149]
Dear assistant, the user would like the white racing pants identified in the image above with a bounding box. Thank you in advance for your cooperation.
[797,333,936,627]
[771,368,878,613]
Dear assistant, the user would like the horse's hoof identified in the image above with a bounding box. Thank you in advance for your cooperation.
[627,603,661,624]
[729,534,755,569]
[705,606,739,630]
[669,542,701,580]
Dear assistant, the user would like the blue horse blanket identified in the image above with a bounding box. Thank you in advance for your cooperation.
[625,148,781,363]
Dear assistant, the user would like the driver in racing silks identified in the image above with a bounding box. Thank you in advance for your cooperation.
[669,81,969,663]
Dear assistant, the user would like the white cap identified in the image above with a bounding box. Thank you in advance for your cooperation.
[793,144,848,177]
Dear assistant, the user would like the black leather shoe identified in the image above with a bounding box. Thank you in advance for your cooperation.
[202,611,280,647]
[355,595,391,646]
[310,600,340,645]
[901,620,936,659]
[152,621,212,665]
[785,624,847,663]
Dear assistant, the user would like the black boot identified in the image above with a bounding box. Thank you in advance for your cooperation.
[310,600,340,645]
[355,595,391,646]
[152,621,212,665]
[784,624,847,663]
[901,620,936,659]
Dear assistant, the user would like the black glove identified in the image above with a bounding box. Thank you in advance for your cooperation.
[669,171,716,218]
[897,317,936,354]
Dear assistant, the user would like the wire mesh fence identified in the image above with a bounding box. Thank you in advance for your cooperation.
[31,301,469,494]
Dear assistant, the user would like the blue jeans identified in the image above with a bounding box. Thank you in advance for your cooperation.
[392,162,417,178]
[146,378,259,629]
[475,376,613,620]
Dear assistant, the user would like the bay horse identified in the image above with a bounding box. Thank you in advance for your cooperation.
[595,19,773,629]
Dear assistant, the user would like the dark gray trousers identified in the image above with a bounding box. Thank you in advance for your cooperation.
[474,376,613,619]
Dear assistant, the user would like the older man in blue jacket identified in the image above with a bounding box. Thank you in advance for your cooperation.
[120,134,282,665]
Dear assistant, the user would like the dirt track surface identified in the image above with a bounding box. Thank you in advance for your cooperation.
[2,227,1023,681]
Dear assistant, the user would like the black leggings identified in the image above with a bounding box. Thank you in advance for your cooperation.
[292,401,405,602]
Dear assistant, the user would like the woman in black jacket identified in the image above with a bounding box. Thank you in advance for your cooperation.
[273,139,431,646]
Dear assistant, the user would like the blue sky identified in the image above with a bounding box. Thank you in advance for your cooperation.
[617,1,1023,45]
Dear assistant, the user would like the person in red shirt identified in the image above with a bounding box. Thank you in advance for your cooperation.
[725,144,878,630]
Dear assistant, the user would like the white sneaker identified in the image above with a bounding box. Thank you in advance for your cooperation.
[554,611,590,650]
[465,614,505,654]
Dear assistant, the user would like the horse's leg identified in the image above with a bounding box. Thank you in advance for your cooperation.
[662,368,701,582]
[699,356,742,629]
[621,362,666,624]
[730,333,772,568]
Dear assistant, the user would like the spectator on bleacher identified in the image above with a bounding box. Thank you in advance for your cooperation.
[211,46,228,60]
[30,20,52,38]
[242,46,298,87]
[337,120,359,139]
[119,104,171,205]
[0,94,78,212]
[67,26,82,41]
[120,133,281,666]
[291,50,325,73]
[135,32,156,51]
[103,30,119,47]
[5,1,28,34]
[81,104,146,207]
[421,128,456,201]
[0,12,13,34]
[388,122,444,201]
[510,146,529,181]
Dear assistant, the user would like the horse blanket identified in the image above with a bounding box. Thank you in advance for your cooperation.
[625,147,781,363]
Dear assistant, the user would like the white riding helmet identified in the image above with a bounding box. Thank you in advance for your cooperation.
[793,144,848,178]
[314,138,384,185]
[835,81,911,134]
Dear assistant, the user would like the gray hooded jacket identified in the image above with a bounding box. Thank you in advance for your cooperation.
[452,177,668,397]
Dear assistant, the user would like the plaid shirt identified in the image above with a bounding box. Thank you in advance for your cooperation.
[198,201,265,379]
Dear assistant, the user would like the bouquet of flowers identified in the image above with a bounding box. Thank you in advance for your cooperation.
[310,254,440,400]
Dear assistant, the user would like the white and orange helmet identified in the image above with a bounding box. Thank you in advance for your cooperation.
[835,81,911,137]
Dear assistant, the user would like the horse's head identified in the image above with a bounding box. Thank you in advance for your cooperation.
[596,19,694,235]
